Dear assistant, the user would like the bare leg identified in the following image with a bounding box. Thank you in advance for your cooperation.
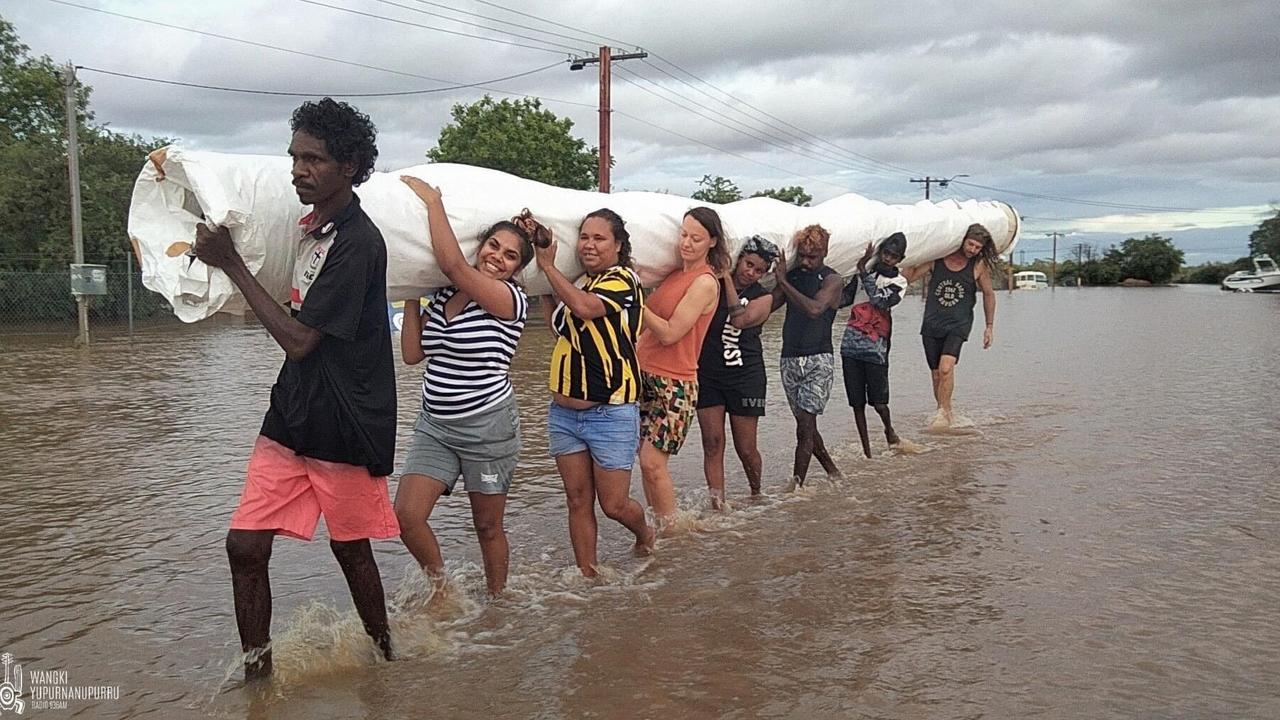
[930,368,942,406]
[698,406,728,508]
[936,355,958,422]
[728,415,763,495]
[593,462,654,554]
[227,529,275,680]
[872,403,899,445]
[557,451,600,577]
[330,539,393,661]
[811,428,840,476]
[393,474,447,578]
[792,411,817,485]
[638,442,678,526]
[852,405,871,458]
[467,492,509,596]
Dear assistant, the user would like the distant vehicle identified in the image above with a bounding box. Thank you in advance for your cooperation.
[1014,270,1049,289]
[1221,256,1280,293]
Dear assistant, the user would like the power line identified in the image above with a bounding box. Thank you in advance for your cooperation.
[77,61,566,98]
[41,0,597,111]
[43,0,460,83]
[611,66,858,177]
[952,180,1251,214]
[637,58,905,179]
[445,0,913,179]
[399,0,601,51]
[295,0,576,55]
[610,108,853,193]
[465,0,635,49]
[365,0,589,54]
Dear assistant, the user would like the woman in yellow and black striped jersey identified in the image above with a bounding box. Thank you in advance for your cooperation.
[535,209,657,577]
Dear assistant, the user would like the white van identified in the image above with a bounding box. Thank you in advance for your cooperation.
[1014,271,1049,289]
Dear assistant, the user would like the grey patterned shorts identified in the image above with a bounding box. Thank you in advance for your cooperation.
[779,353,835,416]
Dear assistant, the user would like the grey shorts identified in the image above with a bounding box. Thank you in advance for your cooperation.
[401,393,520,495]
[780,353,835,416]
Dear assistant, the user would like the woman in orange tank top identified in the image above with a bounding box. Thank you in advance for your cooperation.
[636,207,730,530]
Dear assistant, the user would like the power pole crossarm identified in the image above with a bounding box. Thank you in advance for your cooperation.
[569,47,648,193]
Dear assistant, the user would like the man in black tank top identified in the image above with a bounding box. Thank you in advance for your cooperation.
[902,224,999,429]
[771,225,844,488]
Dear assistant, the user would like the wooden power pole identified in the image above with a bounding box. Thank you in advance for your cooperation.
[62,62,89,345]
[570,46,648,193]
[1045,231,1066,289]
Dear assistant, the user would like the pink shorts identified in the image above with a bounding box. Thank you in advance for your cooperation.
[230,435,400,542]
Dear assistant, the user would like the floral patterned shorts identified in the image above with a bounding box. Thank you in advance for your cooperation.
[639,372,700,455]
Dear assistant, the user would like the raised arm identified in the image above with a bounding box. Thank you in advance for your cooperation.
[533,241,610,320]
[976,263,997,348]
[401,176,520,320]
[399,298,427,365]
[194,223,322,361]
[900,261,931,284]
[642,274,718,345]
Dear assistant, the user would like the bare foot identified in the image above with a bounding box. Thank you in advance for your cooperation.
[783,475,801,493]
[709,491,727,511]
[425,573,451,613]
[885,427,900,446]
[633,525,657,556]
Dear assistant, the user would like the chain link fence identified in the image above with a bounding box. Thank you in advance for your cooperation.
[0,255,178,336]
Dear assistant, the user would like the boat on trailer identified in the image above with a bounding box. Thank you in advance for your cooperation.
[1221,256,1280,293]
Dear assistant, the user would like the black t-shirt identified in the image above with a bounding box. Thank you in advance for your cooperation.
[921,256,979,339]
[259,194,397,476]
[781,264,838,357]
[698,280,768,384]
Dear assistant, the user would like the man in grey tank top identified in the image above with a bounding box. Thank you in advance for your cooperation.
[902,224,999,429]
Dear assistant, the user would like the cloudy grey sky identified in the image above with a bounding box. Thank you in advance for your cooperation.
[5,0,1279,262]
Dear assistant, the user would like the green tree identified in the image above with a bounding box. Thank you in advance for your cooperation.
[1248,208,1280,260]
[1116,235,1184,284]
[691,175,742,204]
[426,95,598,190]
[1080,257,1122,285]
[0,14,165,269]
[1179,258,1252,284]
[751,185,812,206]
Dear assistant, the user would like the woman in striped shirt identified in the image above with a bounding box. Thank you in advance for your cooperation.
[536,209,656,578]
[395,177,535,597]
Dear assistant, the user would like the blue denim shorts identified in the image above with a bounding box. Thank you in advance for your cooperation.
[547,401,640,471]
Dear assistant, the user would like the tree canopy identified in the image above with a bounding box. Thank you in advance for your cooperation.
[751,186,812,206]
[426,95,599,191]
[690,175,742,204]
[1248,208,1280,260]
[1115,235,1184,284]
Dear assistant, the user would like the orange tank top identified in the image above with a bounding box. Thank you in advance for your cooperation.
[637,264,717,381]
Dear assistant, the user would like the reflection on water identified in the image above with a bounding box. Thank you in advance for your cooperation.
[1,286,1278,718]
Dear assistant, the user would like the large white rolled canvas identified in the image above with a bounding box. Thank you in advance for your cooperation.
[127,146,1019,322]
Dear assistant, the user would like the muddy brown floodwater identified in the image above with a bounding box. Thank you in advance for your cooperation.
[1,285,1278,719]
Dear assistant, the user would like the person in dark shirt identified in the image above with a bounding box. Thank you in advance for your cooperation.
[771,225,844,490]
[194,99,398,681]
[901,223,999,429]
[839,233,908,458]
[696,236,779,505]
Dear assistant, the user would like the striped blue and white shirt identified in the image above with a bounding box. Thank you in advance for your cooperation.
[420,280,528,419]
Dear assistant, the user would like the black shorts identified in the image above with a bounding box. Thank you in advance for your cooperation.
[841,358,889,407]
[922,334,965,370]
[696,373,766,417]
